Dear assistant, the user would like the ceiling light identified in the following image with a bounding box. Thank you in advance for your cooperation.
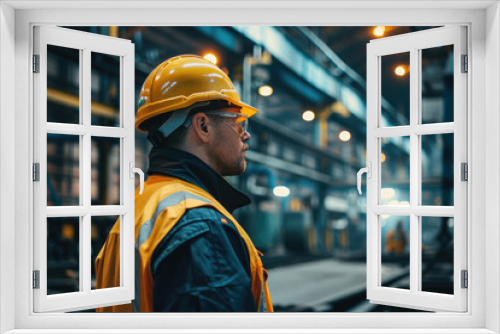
[273,186,290,197]
[395,65,407,76]
[339,130,351,142]
[302,110,315,121]
[258,85,273,97]
[381,188,396,200]
[373,26,386,37]
[203,53,218,65]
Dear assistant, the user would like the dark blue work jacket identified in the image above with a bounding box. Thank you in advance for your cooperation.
[147,147,257,312]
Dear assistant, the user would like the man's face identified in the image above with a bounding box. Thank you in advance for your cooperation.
[207,108,251,176]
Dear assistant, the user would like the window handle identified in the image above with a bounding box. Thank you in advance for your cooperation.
[129,162,144,195]
[357,162,372,195]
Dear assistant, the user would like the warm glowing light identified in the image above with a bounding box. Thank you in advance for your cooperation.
[258,85,273,97]
[339,130,351,142]
[203,53,218,64]
[381,188,396,200]
[273,186,290,197]
[381,153,386,162]
[395,65,406,76]
[302,110,315,121]
[373,26,386,37]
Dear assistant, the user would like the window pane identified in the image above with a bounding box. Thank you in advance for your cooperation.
[381,52,410,127]
[381,215,410,289]
[91,137,121,205]
[47,217,80,295]
[47,134,80,206]
[47,45,80,124]
[91,216,120,290]
[421,216,454,294]
[421,45,454,124]
[421,133,454,206]
[381,137,410,205]
[91,52,121,127]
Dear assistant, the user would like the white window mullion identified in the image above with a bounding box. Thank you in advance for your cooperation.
[409,47,420,295]
[453,26,468,311]
[121,48,135,293]
[81,48,92,295]
[372,205,411,215]
[82,215,91,294]
[365,46,379,301]
[33,27,49,309]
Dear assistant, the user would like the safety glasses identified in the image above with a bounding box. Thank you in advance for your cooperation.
[204,111,249,137]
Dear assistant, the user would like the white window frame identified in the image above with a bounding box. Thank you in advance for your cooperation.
[33,25,136,313]
[1,1,499,333]
[365,26,468,312]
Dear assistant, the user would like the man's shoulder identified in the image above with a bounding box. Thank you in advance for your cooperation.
[150,206,237,275]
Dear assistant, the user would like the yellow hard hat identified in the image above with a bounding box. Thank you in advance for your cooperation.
[136,54,259,132]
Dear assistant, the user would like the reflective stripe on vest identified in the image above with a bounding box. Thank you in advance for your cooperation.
[132,191,212,311]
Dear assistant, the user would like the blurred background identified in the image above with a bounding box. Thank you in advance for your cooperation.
[45,26,455,312]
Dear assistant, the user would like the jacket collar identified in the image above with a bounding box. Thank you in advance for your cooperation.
[147,146,251,213]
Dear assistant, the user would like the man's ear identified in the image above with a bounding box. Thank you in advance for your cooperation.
[191,113,211,143]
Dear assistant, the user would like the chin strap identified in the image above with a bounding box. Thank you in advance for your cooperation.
[147,101,211,148]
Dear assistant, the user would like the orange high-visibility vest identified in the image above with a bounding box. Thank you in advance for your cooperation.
[95,175,273,312]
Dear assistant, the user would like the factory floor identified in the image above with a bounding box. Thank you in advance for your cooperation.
[267,258,409,312]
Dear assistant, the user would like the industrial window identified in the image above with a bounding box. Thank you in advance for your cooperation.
[33,26,137,312]
[362,26,467,312]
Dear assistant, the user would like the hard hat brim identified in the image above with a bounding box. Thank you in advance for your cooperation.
[136,93,259,132]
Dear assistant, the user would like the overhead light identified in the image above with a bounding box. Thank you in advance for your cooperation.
[339,130,351,142]
[203,53,218,65]
[395,65,407,76]
[258,85,273,97]
[302,110,315,121]
[273,186,290,197]
[373,26,386,37]
[381,188,396,200]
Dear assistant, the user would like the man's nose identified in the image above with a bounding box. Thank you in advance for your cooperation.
[242,130,251,141]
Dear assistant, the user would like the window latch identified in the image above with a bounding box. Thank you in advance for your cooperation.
[357,162,372,195]
[129,162,144,195]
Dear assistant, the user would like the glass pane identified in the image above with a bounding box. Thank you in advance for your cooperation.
[421,45,454,124]
[47,217,80,295]
[91,137,121,205]
[91,216,120,290]
[380,137,410,205]
[381,215,410,289]
[421,133,454,206]
[381,52,410,127]
[91,52,121,127]
[47,134,80,206]
[47,45,80,124]
[421,216,454,294]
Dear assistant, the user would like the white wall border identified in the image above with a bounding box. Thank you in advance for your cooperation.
[485,2,500,333]
[0,1,496,333]
[0,2,16,334]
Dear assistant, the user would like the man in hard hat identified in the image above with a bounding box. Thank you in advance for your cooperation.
[95,55,273,312]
